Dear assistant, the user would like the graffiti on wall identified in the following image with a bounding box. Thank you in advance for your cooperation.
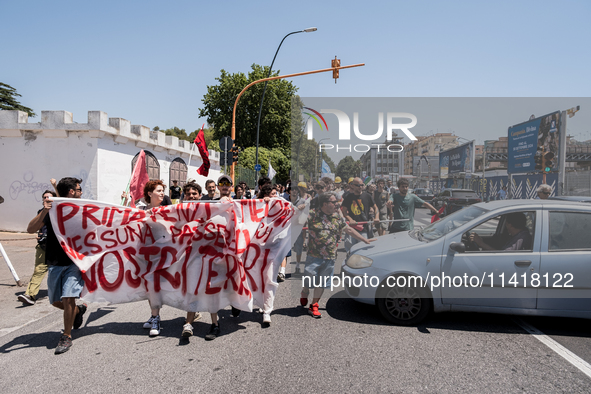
[9,172,53,202]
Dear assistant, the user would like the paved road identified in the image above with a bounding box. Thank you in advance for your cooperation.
[1,211,590,393]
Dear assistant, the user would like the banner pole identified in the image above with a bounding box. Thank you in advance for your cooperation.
[0,241,23,286]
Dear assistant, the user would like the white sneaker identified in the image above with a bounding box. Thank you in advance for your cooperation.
[149,315,161,337]
[263,313,271,324]
[143,316,155,329]
[182,323,193,338]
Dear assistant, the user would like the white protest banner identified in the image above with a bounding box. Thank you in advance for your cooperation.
[48,198,295,313]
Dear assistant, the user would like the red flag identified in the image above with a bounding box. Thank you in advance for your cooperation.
[129,150,150,208]
[194,124,210,176]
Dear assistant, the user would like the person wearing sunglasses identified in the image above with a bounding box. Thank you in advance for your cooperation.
[301,192,375,318]
[26,177,87,354]
[203,174,239,340]
[536,184,552,199]
[341,178,379,250]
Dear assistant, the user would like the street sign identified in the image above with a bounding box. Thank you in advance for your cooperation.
[219,136,233,152]
[255,164,262,171]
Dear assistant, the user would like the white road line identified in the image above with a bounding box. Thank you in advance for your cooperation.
[514,318,591,379]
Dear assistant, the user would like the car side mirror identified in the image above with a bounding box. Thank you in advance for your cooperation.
[449,242,466,253]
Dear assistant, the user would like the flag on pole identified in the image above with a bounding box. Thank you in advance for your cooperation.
[321,159,330,174]
[268,159,277,180]
[193,124,210,176]
[363,176,372,185]
[128,150,150,208]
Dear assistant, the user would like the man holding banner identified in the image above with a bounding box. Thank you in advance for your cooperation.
[27,177,87,355]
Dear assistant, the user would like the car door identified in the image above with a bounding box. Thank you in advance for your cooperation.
[441,210,541,309]
[537,209,591,312]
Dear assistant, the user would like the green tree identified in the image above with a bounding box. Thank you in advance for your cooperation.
[336,156,362,181]
[0,83,36,117]
[199,64,298,158]
[238,146,289,183]
[162,126,191,141]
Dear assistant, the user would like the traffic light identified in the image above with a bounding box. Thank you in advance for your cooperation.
[534,150,543,171]
[331,56,340,83]
[220,151,233,166]
[231,146,240,162]
[543,151,555,172]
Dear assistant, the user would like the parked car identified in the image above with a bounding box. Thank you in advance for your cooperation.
[549,196,591,202]
[431,189,481,215]
[413,188,435,203]
[342,200,591,325]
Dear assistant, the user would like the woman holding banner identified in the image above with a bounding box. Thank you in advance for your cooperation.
[140,180,167,337]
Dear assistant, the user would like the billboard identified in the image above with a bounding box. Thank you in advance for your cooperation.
[507,111,561,174]
[439,141,474,179]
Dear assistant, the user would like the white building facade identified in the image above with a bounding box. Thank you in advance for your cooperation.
[0,110,221,232]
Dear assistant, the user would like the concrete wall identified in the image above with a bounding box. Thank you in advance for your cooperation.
[0,110,221,232]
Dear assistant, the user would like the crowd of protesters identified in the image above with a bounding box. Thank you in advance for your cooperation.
[16,173,463,354]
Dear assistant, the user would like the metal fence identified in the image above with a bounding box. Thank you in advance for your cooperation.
[234,166,257,189]
[565,171,591,196]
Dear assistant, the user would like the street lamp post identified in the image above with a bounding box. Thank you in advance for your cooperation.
[230,61,365,182]
[254,27,317,183]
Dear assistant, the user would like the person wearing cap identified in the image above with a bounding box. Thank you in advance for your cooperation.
[204,175,235,340]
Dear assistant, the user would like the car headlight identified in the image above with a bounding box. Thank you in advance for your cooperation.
[346,254,373,269]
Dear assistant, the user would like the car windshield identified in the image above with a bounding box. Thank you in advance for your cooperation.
[420,205,488,241]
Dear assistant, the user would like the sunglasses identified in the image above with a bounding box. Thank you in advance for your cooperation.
[75,188,82,192]
[218,181,232,187]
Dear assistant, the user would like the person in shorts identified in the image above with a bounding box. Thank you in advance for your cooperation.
[27,177,86,355]
[301,192,374,318]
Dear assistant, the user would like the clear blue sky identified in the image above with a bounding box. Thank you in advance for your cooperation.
[2,0,590,144]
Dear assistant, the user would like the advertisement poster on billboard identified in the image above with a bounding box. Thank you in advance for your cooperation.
[439,141,474,178]
[507,111,561,174]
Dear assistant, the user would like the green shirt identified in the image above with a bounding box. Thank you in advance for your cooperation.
[389,193,425,231]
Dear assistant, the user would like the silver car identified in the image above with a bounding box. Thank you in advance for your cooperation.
[342,200,591,325]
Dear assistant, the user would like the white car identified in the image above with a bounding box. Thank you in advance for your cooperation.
[342,200,591,325]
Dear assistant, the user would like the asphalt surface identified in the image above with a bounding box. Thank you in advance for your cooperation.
[1,209,590,393]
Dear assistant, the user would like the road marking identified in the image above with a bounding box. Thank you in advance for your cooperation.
[514,318,591,379]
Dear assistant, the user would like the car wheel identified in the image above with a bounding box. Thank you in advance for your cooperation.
[376,276,432,326]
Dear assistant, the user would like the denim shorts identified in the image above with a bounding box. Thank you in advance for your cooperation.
[302,256,336,288]
[47,264,84,304]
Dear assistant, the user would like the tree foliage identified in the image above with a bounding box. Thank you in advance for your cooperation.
[238,147,289,183]
[199,64,298,158]
[336,156,362,181]
[0,83,36,117]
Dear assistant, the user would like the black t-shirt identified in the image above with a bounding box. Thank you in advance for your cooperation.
[170,186,181,199]
[43,214,74,266]
[201,195,215,201]
[342,192,374,223]
[161,195,173,205]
